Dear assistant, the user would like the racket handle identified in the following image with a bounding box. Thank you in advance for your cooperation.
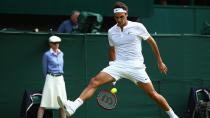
[112,82,116,86]
[109,81,117,90]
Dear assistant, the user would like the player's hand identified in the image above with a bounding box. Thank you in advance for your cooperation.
[158,62,167,75]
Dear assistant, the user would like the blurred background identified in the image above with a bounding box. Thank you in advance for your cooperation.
[0,0,210,118]
[0,0,210,34]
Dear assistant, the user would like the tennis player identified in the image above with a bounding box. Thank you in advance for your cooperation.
[58,1,179,118]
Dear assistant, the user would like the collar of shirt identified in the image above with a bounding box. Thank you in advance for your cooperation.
[115,21,132,31]
[50,48,61,55]
[114,21,145,36]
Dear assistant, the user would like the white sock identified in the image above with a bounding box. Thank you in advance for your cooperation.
[73,98,84,110]
[166,108,178,118]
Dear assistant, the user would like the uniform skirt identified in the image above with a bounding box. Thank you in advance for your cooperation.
[40,74,67,109]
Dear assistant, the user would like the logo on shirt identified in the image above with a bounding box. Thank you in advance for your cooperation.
[128,32,134,35]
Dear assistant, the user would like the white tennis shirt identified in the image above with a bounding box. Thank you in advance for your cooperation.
[108,21,151,66]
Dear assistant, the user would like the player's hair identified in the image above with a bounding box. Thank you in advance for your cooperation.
[112,1,128,11]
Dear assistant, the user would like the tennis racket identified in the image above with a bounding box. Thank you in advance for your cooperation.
[97,83,117,110]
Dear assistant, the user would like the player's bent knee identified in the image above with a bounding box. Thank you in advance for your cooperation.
[89,77,100,88]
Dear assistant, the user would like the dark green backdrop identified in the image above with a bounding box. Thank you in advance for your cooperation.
[141,5,210,34]
[0,32,210,118]
[0,0,153,17]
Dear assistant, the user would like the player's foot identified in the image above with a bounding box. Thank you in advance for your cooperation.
[57,96,76,117]
[171,115,179,118]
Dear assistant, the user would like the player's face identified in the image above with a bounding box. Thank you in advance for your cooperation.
[114,12,128,27]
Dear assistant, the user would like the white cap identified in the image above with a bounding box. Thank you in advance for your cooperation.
[49,36,61,42]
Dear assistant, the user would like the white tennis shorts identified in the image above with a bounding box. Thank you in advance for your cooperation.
[102,61,151,84]
[40,74,67,109]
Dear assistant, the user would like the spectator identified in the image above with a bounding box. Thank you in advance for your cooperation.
[37,36,67,118]
[57,11,80,33]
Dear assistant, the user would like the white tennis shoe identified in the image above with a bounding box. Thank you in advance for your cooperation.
[171,115,179,118]
[57,96,76,117]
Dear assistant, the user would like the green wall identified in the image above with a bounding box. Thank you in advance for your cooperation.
[142,5,210,34]
[1,3,210,34]
[0,32,210,118]
[0,0,153,17]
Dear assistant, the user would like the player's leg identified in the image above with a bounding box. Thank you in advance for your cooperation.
[137,82,170,110]
[37,107,45,118]
[79,72,115,102]
[125,66,178,118]
[137,82,178,118]
[57,72,115,117]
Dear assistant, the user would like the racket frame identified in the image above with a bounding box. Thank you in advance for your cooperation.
[97,90,117,109]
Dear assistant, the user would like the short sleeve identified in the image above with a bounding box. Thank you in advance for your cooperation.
[108,31,114,46]
[137,23,151,40]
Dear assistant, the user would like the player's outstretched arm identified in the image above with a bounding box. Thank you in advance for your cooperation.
[146,37,168,75]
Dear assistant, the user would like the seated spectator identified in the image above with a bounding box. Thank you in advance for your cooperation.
[57,10,80,33]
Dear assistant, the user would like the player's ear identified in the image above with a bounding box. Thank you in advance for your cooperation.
[125,12,128,17]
